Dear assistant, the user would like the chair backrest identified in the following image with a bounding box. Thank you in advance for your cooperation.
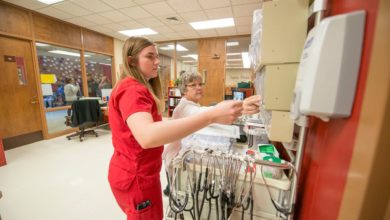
[70,99,101,128]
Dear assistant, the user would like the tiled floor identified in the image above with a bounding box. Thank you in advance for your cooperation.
[0,129,169,220]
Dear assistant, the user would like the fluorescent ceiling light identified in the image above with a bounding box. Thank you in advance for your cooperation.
[36,42,50,47]
[190,18,234,30]
[227,53,241,56]
[182,54,198,60]
[159,44,188,51]
[227,42,239,47]
[48,50,89,57]
[119,28,157,37]
[227,59,242,62]
[183,60,197,63]
[242,52,250,68]
[37,0,64,4]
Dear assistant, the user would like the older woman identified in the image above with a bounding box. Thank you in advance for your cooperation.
[162,71,260,195]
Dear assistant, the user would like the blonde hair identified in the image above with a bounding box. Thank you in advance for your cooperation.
[118,37,164,113]
[178,71,203,94]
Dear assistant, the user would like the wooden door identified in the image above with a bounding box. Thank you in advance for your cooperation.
[0,37,42,138]
[198,38,226,106]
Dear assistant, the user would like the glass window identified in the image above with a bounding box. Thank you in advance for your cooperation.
[45,110,68,134]
[176,41,198,76]
[158,42,175,82]
[225,37,251,99]
[36,43,83,108]
[84,52,113,99]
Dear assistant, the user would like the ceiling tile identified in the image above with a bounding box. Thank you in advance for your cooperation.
[37,7,74,20]
[71,0,113,13]
[234,16,253,26]
[167,24,193,32]
[163,32,184,40]
[204,7,233,19]
[197,29,218,37]
[102,23,126,31]
[3,0,47,10]
[110,32,128,41]
[133,0,163,4]
[152,26,175,34]
[231,0,262,6]
[100,0,136,9]
[142,2,176,16]
[100,10,130,22]
[65,17,96,27]
[216,27,237,36]
[118,20,145,29]
[83,14,112,25]
[180,31,200,38]
[149,34,169,42]
[198,0,230,10]
[236,25,251,34]
[120,6,153,19]
[137,17,165,27]
[166,0,201,13]
[232,3,261,17]
[53,1,92,17]
[88,25,113,33]
[180,11,208,23]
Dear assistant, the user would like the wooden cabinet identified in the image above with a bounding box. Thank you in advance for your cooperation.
[167,87,181,117]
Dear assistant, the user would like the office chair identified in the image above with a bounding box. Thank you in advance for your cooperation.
[65,99,102,142]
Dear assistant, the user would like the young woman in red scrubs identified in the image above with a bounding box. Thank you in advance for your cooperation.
[108,37,244,220]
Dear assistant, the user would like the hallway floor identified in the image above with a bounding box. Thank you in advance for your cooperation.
[0,129,169,220]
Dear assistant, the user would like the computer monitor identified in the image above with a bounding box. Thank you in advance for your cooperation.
[233,91,245,101]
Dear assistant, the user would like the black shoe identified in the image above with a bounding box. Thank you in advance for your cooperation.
[163,185,170,196]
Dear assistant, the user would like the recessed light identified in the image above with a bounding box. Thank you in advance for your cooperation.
[227,42,239,47]
[227,53,241,56]
[48,50,90,57]
[159,44,188,51]
[181,54,198,60]
[37,0,64,4]
[119,28,157,37]
[242,52,250,68]
[36,43,50,47]
[190,18,234,30]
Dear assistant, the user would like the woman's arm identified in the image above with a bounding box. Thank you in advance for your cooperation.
[127,100,243,149]
[242,95,261,114]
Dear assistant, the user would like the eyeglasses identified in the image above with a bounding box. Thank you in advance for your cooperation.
[186,83,205,88]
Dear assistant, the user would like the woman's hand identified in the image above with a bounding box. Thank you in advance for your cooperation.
[243,95,261,115]
[210,100,243,124]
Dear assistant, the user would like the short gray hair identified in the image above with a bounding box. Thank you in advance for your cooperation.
[178,71,202,94]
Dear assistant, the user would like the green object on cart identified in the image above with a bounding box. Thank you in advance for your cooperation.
[258,144,277,155]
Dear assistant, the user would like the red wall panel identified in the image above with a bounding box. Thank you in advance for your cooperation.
[296,0,379,219]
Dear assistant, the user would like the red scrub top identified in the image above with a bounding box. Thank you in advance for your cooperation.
[108,77,163,220]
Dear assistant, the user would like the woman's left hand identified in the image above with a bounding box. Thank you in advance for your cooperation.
[243,95,261,115]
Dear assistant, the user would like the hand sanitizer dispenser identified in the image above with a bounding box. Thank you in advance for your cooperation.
[291,11,366,121]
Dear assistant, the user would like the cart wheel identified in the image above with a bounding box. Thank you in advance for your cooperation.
[67,137,70,140]
[95,133,98,137]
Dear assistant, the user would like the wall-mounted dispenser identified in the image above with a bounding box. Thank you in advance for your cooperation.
[290,10,366,121]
